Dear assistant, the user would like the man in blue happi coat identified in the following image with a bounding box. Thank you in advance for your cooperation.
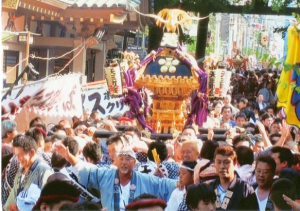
[54,143,176,211]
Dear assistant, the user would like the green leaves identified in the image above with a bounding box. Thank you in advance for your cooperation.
[295,86,300,94]
[283,62,300,75]
[293,65,300,75]
[283,62,293,72]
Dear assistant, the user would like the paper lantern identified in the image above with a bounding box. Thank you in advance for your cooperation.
[207,62,232,99]
[104,61,123,97]
[261,31,269,47]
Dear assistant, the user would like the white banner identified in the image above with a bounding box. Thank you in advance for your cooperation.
[2,74,83,119]
[81,83,129,118]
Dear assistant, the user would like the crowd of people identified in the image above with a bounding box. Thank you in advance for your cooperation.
[1,70,300,211]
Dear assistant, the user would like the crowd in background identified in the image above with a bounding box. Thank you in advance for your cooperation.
[1,68,300,211]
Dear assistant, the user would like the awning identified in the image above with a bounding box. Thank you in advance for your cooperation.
[2,31,19,42]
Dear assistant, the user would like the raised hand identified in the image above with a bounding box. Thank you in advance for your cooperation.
[53,142,70,160]
[283,194,300,211]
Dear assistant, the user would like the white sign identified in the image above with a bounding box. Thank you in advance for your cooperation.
[2,74,83,119]
[81,85,129,118]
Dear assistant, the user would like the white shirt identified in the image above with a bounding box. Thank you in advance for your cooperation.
[165,187,186,211]
[235,164,255,183]
[255,187,268,211]
[119,182,130,211]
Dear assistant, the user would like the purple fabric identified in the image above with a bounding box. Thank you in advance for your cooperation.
[185,70,208,127]
[120,49,163,132]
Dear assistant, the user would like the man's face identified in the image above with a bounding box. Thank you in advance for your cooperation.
[107,142,123,160]
[258,95,264,102]
[182,128,197,139]
[222,108,232,120]
[117,155,136,174]
[236,117,246,128]
[271,153,285,175]
[270,123,280,134]
[267,108,275,116]
[214,104,222,115]
[215,155,235,179]
[181,143,199,161]
[209,111,215,118]
[14,147,32,169]
[7,127,18,140]
[195,200,216,211]
[253,141,264,153]
[255,161,274,188]
[223,96,230,105]
[179,168,193,187]
[239,102,246,109]
[262,117,274,128]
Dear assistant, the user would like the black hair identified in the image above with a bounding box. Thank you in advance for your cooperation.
[182,160,198,172]
[106,134,126,147]
[235,113,247,121]
[271,146,294,168]
[256,155,277,174]
[239,98,248,105]
[266,105,277,115]
[29,117,45,129]
[232,134,251,148]
[12,135,38,152]
[148,141,168,162]
[51,152,68,170]
[82,142,102,164]
[261,113,274,122]
[221,105,232,113]
[50,134,66,143]
[26,127,45,145]
[73,121,89,129]
[186,183,216,210]
[124,126,141,138]
[200,141,218,160]
[51,125,66,133]
[269,133,281,145]
[236,146,254,166]
[59,201,102,211]
[270,178,295,210]
[294,153,300,165]
[62,137,79,156]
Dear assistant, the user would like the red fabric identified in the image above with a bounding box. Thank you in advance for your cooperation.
[125,199,167,210]
[119,117,133,123]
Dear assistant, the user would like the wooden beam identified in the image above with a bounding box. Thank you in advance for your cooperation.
[31,37,75,47]
[60,7,125,19]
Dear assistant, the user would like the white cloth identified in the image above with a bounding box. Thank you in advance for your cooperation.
[120,183,130,211]
[255,188,268,211]
[236,164,254,182]
[165,188,186,211]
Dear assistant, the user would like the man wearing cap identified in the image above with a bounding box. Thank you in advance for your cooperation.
[125,194,167,211]
[54,144,177,211]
